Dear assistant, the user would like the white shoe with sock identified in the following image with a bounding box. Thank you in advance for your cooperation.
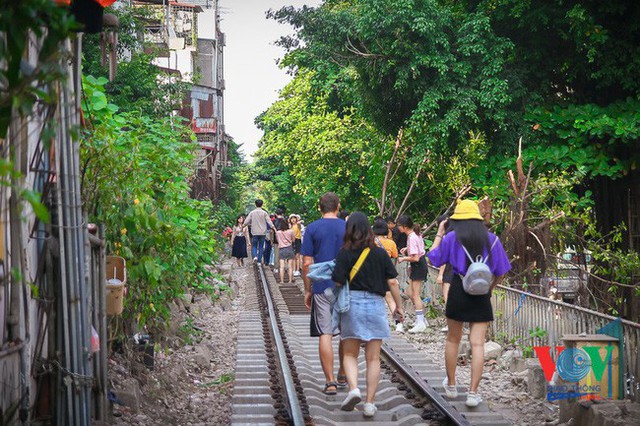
[466,392,482,407]
[363,402,377,417]
[340,388,361,411]
[442,377,458,398]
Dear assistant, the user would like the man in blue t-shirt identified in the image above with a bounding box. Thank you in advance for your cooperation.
[301,192,346,395]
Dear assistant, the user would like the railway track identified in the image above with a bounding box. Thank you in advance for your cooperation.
[231,264,511,425]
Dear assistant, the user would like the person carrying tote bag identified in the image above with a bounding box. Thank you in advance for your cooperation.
[331,212,403,418]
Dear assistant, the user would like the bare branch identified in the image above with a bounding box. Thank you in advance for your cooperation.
[379,128,403,216]
[421,184,472,233]
[396,154,428,217]
[531,211,565,231]
[528,230,547,259]
[345,35,386,58]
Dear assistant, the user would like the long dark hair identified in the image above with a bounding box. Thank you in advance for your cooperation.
[450,219,490,262]
[343,212,375,250]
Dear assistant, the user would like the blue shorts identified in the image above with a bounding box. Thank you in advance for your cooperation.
[338,290,390,341]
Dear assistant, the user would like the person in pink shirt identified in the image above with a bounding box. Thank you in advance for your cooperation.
[276,220,295,283]
[397,215,429,333]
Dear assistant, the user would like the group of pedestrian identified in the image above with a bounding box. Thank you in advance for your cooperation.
[229,200,306,282]
[300,192,511,417]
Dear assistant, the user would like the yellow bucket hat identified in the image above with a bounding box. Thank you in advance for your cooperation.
[450,199,483,221]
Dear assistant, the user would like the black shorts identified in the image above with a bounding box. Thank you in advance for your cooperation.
[409,255,428,281]
[294,238,302,254]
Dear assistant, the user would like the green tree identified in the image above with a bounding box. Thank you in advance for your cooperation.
[81,76,218,329]
[255,70,388,215]
[270,0,515,154]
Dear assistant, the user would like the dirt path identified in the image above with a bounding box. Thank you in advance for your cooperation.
[110,259,251,425]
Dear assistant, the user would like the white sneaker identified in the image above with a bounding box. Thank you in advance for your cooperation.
[252,257,258,263]
[440,326,448,333]
[293,270,301,277]
[409,322,427,333]
[273,268,279,274]
[340,388,361,411]
[395,323,405,333]
[442,377,458,398]
[362,402,377,417]
[466,392,482,407]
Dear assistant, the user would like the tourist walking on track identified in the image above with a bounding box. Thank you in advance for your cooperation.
[397,215,429,333]
[264,214,276,266]
[332,212,403,418]
[427,200,511,407]
[275,220,295,283]
[301,192,347,395]
[388,215,408,293]
[290,214,302,276]
[372,217,404,332]
[272,208,286,272]
[231,215,250,267]
[243,199,274,263]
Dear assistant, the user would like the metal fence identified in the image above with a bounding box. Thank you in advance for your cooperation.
[491,285,640,401]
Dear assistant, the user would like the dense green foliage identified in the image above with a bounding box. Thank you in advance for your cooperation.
[79,5,230,330]
[255,0,640,313]
[81,76,218,328]
[255,71,387,215]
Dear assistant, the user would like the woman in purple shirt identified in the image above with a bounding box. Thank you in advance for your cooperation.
[427,200,511,408]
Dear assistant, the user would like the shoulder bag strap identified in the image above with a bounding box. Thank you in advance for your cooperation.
[374,237,383,247]
[349,247,371,282]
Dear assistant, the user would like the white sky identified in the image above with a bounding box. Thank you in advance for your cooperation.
[220,0,321,160]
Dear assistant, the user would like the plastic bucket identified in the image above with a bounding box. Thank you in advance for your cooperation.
[106,256,127,316]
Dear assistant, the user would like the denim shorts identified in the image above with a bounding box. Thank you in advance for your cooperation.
[280,246,294,260]
[338,290,390,341]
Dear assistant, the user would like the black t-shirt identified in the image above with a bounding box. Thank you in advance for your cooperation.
[332,247,398,296]
[392,227,407,250]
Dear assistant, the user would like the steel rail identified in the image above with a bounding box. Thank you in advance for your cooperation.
[256,263,306,426]
[381,343,471,426]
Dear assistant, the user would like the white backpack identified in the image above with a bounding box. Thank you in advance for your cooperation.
[460,238,499,295]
